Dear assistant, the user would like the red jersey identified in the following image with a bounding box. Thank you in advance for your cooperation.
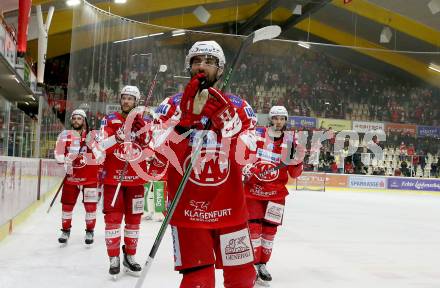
[54,130,98,185]
[146,130,169,181]
[154,92,257,229]
[98,111,148,186]
[244,127,303,200]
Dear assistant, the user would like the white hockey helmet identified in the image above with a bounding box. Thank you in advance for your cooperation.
[71,109,87,119]
[120,85,141,102]
[269,106,288,119]
[185,40,226,72]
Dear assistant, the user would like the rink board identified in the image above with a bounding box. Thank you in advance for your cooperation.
[0,157,64,242]
[0,177,62,242]
[289,172,440,196]
[287,185,440,196]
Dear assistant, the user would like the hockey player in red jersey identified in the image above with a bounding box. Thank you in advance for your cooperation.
[153,40,258,288]
[54,109,99,246]
[97,85,149,278]
[243,106,303,285]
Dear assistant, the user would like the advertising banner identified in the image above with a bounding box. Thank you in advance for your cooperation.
[387,178,440,192]
[417,126,440,138]
[288,116,317,129]
[291,172,348,188]
[352,121,385,133]
[326,174,349,187]
[349,176,387,189]
[144,181,166,213]
[385,123,417,136]
[295,173,325,186]
[318,118,351,131]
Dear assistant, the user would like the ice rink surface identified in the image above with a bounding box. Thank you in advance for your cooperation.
[1,189,440,288]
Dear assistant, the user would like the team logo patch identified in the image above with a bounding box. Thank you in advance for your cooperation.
[220,228,254,266]
[264,201,284,224]
[155,104,170,116]
[255,127,265,137]
[183,150,230,186]
[172,94,183,105]
[244,106,255,118]
[113,142,143,162]
[227,95,243,108]
[72,154,87,168]
[254,160,279,182]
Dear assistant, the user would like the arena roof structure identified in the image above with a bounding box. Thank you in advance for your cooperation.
[3,0,440,86]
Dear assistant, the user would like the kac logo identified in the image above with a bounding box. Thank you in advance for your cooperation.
[114,142,142,162]
[254,161,279,182]
[183,150,230,186]
[72,154,87,168]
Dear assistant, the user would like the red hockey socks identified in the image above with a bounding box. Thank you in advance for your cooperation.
[105,212,123,257]
[223,264,256,288]
[61,204,74,230]
[124,214,141,255]
[248,221,262,263]
[180,265,215,288]
[261,224,278,263]
[84,202,97,231]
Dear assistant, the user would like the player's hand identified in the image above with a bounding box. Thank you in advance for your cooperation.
[132,114,146,132]
[180,73,206,127]
[201,87,235,130]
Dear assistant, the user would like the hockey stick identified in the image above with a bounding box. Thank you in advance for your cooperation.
[111,65,168,207]
[46,175,67,213]
[134,25,281,288]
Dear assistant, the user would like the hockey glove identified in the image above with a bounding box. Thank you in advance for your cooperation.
[132,114,146,132]
[179,73,206,128]
[201,87,236,130]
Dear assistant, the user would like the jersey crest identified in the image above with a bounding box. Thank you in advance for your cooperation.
[183,150,230,186]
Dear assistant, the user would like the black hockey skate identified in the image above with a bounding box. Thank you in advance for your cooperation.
[58,229,70,246]
[84,230,94,246]
[122,245,142,276]
[109,256,120,280]
[255,263,272,287]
